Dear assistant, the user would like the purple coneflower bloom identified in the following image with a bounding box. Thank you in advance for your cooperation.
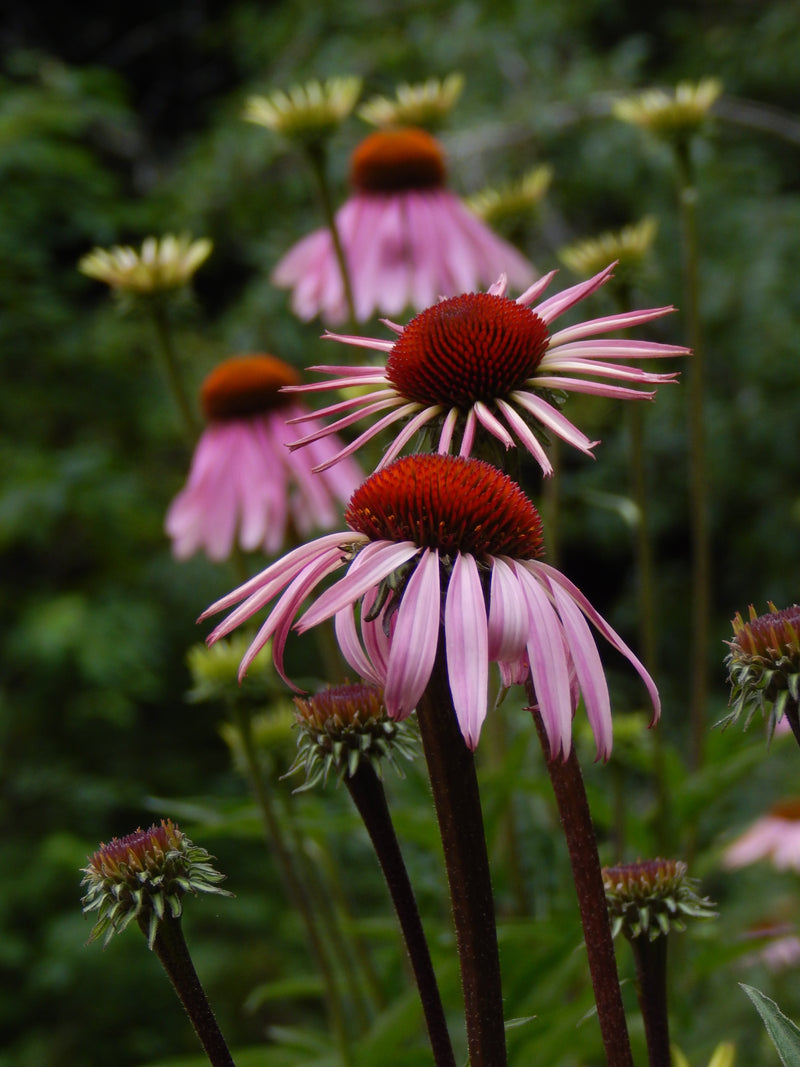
[272,126,535,325]
[165,355,362,562]
[286,263,686,476]
[201,453,659,756]
[724,800,800,873]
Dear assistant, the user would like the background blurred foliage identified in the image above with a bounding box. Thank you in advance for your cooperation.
[2,1,800,1064]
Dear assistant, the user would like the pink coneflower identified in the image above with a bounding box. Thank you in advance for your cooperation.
[201,453,659,755]
[287,263,686,476]
[272,126,535,325]
[165,355,362,562]
[724,800,800,873]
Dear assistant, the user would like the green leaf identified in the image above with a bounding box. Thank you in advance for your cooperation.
[741,984,800,1065]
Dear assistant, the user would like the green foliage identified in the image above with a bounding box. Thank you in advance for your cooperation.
[742,985,800,1067]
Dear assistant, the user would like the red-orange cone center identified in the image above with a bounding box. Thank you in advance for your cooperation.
[346,453,544,560]
[386,293,549,408]
[201,355,301,421]
[350,127,447,192]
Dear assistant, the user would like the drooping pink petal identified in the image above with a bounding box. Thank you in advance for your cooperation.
[531,560,660,723]
[444,553,489,748]
[507,391,598,454]
[335,604,385,686]
[298,540,420,629]
[513,563,574,759]
[488,557,530,663]
[377,405,443,469]
[473,401,515,450]
[548,581,613,761]
[310,402,423,473]
[384,548,441,720]
[492,399,555,475]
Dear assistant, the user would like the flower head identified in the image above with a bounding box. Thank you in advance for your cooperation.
[289,682,418,789]
[288,262,685,476]
[78,234,212,295]
[723,603,800,735]
[272,126,535,324]
[724,800,800,873]
[81,819,230,948]
[201,453,659,756]
[165,354,362,561]
[466,165,553,227]
[613,79,722,141]
[559,217,658,280]
[602,858,717,942]
[358,74,464,129]
[243,76,362,148]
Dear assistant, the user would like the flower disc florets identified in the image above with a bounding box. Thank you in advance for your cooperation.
[201,355,301,421]
[289,682,417,788]
[386,293,549,409]
[602,858,717,941]
[350,128,447,192]
[345,453,544,561]
[80,819,230,948]
[723,603,800,733]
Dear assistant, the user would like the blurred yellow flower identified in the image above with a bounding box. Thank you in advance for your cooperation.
[78,234,212,294]
[358,73,464,129]
[559,217,658,278]
[466,165,553,225]
[613,78,722,139]
[244,76,361,145]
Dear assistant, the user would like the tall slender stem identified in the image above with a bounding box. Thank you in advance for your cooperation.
[416,647,506,1067]
[148,913,235,1067]
[150,301,201,442]
[675,139,711,771]
[231,703,354,1065]
[306,145,358,326]
[527,689,633,1067]
[629,933,671,1067]
[346,761,457,1067]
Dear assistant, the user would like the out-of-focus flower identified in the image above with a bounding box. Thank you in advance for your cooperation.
[613,79,722,140]
[272,126,535,325]
[78,234,212,295]
[466,165,553,227]
[723,603,800,735]
[724,800,800,873]
[288,262,684,476]
[165,355,362,562]
[358,74,464,129]
[243,76,362,148]
[201,453,659,755]
[559,217,658,279]
[81,820,230,948]
[289,682,418,788]
[602,858,717,942]
[672,1042,736,1067]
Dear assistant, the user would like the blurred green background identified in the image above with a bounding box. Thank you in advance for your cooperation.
[3,1,800,1064]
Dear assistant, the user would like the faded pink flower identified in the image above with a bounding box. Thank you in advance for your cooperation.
[287,262,685,476]
[724,800,800,873]
[166,355,362,561]
[272,126,535,325]
[201,453,659,755]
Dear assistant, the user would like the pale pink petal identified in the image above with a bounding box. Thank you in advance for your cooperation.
[505,392,598,455]
[437,407,459,454]
[459,407,477,457]
[534,263,616,325]
[513,563,574,759]
[376,405,443,469]
[488,557,530,663]
[384,548,441,720]
[548,338,689,360]
[515,270,558,307]
[310,403,422,473]
[335,604,385,686]
[492,399,555,475]
[531,560,660,723]
[530,375,661,400]
[549,306,677,348]
[298,541,420,629]
[444,553,489,748]
[474,401,515,449]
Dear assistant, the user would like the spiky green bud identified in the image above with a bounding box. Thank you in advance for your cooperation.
[602,858,716,942]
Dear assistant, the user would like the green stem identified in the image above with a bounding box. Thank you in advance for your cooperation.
[416,646,506,1066]
[148,913,235,1067]
[346,762,457,1067]
[527,691,633,1067]
[231,703,354,1065]
[306,144,358,326]
[150,301,201,443]
[675,139,711,771]
[628,933,671,1067]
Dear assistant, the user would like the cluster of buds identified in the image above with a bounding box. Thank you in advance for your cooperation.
[289,682,417,789]
[602,858,716,942]
[724,603,800,739]
[81,820,230,948]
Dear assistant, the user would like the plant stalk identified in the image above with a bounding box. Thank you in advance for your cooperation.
[628,933,671,1067]
[346,761,456,1067]
[416,647,507,1066]
[148,913,235,1067]
[527,689,633,1067]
